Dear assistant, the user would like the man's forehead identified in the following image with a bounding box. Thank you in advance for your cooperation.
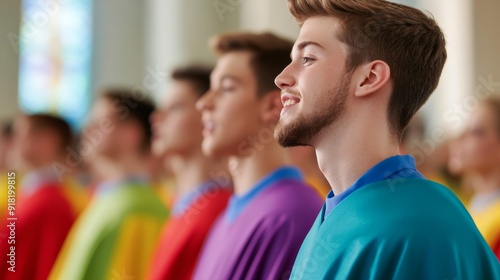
[164,82,194,103]
[211,52,252,80]
[295,16,341,46]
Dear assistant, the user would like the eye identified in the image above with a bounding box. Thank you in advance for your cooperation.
[167,103,184,112]
[221,86,235,93]
[470,127,485,137]
[220,81,236,93]
[301,56,315,65]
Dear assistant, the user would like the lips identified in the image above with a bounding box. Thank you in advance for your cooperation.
[280,93,301,117]
[202,117,215,136]
[281,93,301,107]
[283,99,298,107]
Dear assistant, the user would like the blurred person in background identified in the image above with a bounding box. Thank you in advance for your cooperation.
[49,89,168,280]
[401,115,469,203]
[193,32,322,280]
[447,133,474,203]
[0,120,14,173]
[0,120,15,216]
[0,114,86,280]
[148,66,232,280]
[461,96,500,259]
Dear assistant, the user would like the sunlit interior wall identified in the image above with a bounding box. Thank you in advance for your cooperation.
[240,0,299,40]
[92,0,145,98]
[474,0,500,101]
[0,1,21,121]
[144,0,240,100]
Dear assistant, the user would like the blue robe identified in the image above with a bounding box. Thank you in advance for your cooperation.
[291,179,500,279]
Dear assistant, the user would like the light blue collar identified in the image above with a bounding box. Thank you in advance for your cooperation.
[224,166,303,222]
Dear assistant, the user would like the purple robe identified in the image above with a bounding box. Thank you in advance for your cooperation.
[193,167,322,280]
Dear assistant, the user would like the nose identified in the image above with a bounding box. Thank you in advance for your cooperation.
[196,90,215,112]
[275,64,295,90]
[150,110,160,124]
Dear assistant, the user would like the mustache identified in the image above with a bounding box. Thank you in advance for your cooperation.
[281,89,301,97]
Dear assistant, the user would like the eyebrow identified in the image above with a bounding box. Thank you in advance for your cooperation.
[291,41,325,59]
[209,74,242,89]
[297,41,324,51]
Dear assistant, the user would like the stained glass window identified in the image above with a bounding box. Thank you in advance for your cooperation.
[18,0,93,129]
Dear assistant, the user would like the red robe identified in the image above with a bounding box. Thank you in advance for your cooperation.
[148,186,231,280]
[494,235,500,259]
[0,183,81,280]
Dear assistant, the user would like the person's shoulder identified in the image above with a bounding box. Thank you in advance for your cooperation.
[97,183,168,219]
[350,178,467,217]
[20,183,69,210]
[18,184,74,222]
[244,179,322,228]
[333,179,482,243]
[260,178,323,210]
[326,180,458,230]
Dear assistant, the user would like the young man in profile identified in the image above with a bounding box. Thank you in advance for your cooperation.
[0,114,86,280]
[275,0,500,279]
[50,90,168,280]
[148,66,232,280]
[193,32,322,280]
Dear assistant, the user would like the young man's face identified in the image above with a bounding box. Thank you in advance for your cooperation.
[86,98,144,159]
[14,117,60,168]
[86,98,123,157]
[151,80,204,156]
[197,51,263,157]
[462,104,500,174]
[275,16,353,147]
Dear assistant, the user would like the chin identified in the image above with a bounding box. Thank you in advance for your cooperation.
[201,141,218,158]
[274,121,310,148]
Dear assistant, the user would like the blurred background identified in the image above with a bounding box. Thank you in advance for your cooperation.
[1,0,499,133]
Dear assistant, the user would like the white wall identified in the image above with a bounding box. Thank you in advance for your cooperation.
[0,1,21,121]
[145,0,240,101]
[91,0,146,96]
[240,0,299,40]
[474,0,500,85]
[415,0,475,134]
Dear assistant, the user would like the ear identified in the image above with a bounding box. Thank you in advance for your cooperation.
[259,90,283,126]
[123,121,144,151]
[353,60,391,98]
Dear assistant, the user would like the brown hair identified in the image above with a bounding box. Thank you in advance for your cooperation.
[288,0,447,140]
[210,32,294,97]
[26,114,73,152]
[172,66,212,97]
[101,89,156,152]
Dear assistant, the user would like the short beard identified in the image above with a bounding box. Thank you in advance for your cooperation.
[275,73,351,147]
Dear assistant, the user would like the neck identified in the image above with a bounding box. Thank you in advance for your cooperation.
[471,168,500,196]
[170,149,226,197]
[229,141,288,196]
[289,148,326,182]
[28,155,64,174]
[98,151,150,182]
[315,111,398,195]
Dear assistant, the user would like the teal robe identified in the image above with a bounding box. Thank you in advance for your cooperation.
[291,179,500,279]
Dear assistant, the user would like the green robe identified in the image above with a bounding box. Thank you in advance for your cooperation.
[291,179,500,279]
[50,182,168,280]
